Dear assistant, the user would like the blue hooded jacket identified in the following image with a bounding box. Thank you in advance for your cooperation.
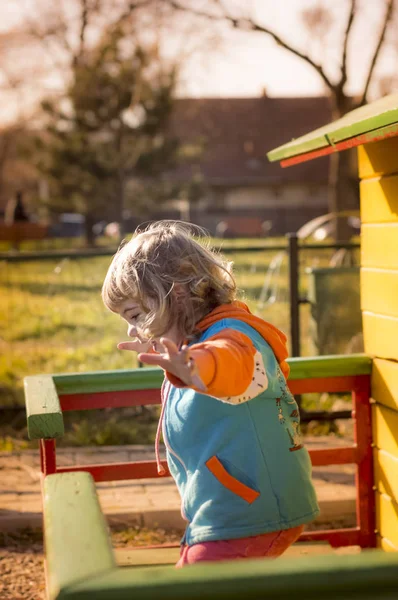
[161,316,320,546]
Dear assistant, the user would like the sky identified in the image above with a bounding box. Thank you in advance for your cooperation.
[176,0,397,98]
[1,0,397,125]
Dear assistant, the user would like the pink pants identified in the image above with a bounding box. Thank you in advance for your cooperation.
[176,525,304,567]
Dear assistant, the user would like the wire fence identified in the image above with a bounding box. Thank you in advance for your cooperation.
[0,240,360,411]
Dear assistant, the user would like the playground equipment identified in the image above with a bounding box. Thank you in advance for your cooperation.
[268,92,398,554]
[25,93,398,598]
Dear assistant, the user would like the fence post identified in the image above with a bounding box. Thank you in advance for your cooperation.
[288,233,300,357]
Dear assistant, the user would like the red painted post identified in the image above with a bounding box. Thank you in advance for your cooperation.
[352,377,376,547]
[40,439,57,476]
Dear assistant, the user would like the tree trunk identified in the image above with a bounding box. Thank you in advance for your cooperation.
[328,149,359,241]
[327,95,360,242]
[84,213,97,247]
[115,173,126,240]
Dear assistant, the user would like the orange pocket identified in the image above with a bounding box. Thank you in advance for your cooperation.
[205,456,260,504]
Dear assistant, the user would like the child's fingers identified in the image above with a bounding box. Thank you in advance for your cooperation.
[160,337,179,356]
[118,341,143,352]
[138,352,168,367]
[191,373,207,392]
[180,345,189,362]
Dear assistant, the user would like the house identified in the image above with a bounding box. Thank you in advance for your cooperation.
[151,96,333,236]
[1,96,335,239]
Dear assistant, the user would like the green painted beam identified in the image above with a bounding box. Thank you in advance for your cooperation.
[53,367,164,395]
[44,472,115,600]
[24,375,64,440]
[52,355,371,395]
[267,92,398,162]
[287,353,372,380]
[63,550,398,600]
[24,356,372,440]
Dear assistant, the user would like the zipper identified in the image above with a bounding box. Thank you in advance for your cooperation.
[161,380,189,521]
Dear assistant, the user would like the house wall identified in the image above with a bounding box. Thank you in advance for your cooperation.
[358,136,398,552]
[146,183,328,237]
[196,183,328,236]
[223,183,327,209]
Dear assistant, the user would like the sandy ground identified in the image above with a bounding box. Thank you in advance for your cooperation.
[0,527,183,600]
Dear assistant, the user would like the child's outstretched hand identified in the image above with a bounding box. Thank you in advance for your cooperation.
[117,339,153,354]
[138,338,207,392]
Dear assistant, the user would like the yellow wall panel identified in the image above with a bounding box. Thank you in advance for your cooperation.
[372,358,398,411]
[360,175,398,223]
[361,269,398,318]
[372,404,398,456]
[358,137,398,179]
[361,224,398,269]
[363,312,398,360]
[374,449,398,504]
[376,493,398,548]
[377,534,398,552]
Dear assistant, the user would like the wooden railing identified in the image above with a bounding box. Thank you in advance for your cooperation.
[25,354,375,549]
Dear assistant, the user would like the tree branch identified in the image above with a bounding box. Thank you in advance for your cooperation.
[163,0,336,92]
[74,0,90,67]
[113,0,156,28]
[359,0,395,105]
[339,0,356,91]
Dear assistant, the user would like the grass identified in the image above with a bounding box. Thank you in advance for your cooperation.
[0,237,360,447]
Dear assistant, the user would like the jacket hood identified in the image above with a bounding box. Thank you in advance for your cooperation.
[196,300,290,379]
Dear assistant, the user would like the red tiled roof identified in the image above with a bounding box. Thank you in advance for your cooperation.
[167,96,332,185]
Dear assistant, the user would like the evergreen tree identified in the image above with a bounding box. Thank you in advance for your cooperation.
[35,23,179,245]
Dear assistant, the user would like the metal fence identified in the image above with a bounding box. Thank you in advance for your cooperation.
[0,236,360,423]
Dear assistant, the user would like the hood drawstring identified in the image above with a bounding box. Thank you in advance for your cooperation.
[155,379,170,476]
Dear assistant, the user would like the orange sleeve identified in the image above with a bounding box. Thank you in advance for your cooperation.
[166,329,256,397]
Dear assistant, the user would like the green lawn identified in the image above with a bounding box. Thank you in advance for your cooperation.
[0,239,359,447]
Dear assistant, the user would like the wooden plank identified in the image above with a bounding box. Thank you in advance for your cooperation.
[361,268,398,318]
[374,449,398,504]
[57,460,170,482]
[363,312,398,361]
[372,404,398,457]
[309,446,356,466]
[372,359,398,412]
[66,550,398,600]
[290,375,367,395]
[376,493,398,549]
[57,446,356,483]
[358,137,398,179]
[362,224,398,269]
[60,389,160,411]
[360,175,398,224]
[280,123,398,168]
[267,93,398,161]
[50,356,372,397]
[115,542,337,568]
[116,547,180,567]
[24,375,64,440]
[43,472,116,600]
[287,354,372,380]
[377,534,398,552]
[54,367,164,396]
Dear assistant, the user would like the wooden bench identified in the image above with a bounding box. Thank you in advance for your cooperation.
[24,354,398,598]
[42,469,398,600]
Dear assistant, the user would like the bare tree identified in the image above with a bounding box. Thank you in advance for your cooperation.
[160,0,396,240]
[0,0,154,126]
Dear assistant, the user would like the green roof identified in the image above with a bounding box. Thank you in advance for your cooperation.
[267,93,398,162]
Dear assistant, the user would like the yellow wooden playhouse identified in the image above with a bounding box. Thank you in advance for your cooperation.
[267,92,398,552]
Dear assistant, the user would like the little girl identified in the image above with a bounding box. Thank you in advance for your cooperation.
[102,221,319,566]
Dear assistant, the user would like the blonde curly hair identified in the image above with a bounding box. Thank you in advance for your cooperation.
[102,221,237,339]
